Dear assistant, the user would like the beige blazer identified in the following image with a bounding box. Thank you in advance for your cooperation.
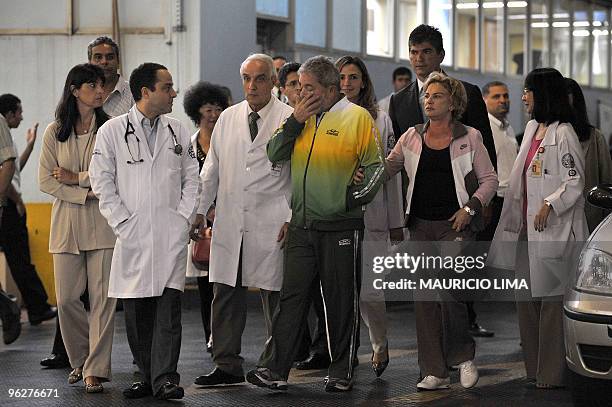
[39,120,115,254]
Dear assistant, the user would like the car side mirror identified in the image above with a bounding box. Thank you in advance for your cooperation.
[587,184,612,209]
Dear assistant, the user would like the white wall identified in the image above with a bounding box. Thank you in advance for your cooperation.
[0,0,201,203]
[200,0,257,103]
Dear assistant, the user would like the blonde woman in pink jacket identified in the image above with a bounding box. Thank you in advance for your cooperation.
[384,72,498,391]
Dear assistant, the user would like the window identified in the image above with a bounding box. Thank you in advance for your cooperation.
[482,0,504,73]
[572,1,590,85]
[428,0,453,65]
[455,0,479,69]
[507,1,527,75]
[332,0,361,52]
[592,8,609,88]
[551,0,571,77]
[295,0,326,47]
[256,0,289,18]
[530,0,550,69]
[398,0,421,60]
[367,0,394,57]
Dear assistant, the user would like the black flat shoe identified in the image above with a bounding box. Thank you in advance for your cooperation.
[29,307,57,326]
[469,323,494,338]
[155,382,184,400]
[372,348,389,378]
[123,382,153,399]
[40,353,70,369]
[1,293,21,345]
[295,352,331,370]
[194,368,245,386]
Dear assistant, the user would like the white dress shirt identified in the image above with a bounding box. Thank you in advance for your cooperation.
[488,113,518,198]
[103,76,135,117]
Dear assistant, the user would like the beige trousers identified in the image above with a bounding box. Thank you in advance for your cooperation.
[516,229,566,386]
[360,230,389,354]
[54,249,116,381]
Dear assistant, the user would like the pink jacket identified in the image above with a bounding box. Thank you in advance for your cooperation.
[386,121,498,231]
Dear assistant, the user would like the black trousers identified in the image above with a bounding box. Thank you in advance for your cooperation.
[124,288,182,393]
[296,279,329,359]
[0,289,16,318]
[259,225,361,381]
[0,200,51,317]
[196,276,213,345]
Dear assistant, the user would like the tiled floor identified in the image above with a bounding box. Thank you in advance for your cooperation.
[0,290,584,406]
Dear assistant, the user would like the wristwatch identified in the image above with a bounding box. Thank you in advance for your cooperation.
[464,206,476,216]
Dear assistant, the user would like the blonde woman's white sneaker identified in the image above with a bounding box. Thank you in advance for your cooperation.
[458,360,479,388]
[416,375,451,391]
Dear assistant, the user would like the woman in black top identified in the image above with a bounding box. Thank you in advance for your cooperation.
[183,81,229,352]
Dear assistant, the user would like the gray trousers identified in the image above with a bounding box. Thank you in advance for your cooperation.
[409,217,476,378]
[212,254,279,377]
[124,288,182,393]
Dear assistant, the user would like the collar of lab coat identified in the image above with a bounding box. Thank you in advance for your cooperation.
[127,106,170,159]
[247,96,275,124]
[524,119,560,147]
[244,97,284,149]
[190,129,199,146]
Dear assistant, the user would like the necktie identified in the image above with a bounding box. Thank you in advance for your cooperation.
[249,112,260,141]
[419,86,427,123]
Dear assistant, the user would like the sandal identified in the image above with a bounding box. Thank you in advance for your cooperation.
[84,376,103,393]
[68,368,83,384]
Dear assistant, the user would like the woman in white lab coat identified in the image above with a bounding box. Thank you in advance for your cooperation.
[336,56,404,377]
[182,81,229,353]
[490,68,588,388]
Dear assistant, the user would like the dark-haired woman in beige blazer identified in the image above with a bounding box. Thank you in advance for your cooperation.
[39,64,116,394]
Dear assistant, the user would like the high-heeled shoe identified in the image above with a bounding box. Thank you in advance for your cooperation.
[68,368,83,384]
[371,348,389,378]
[84,376,103,393]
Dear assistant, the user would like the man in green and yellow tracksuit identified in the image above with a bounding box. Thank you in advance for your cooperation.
[247,56,384,392]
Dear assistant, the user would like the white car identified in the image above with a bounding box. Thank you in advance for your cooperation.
[564,184,612,406]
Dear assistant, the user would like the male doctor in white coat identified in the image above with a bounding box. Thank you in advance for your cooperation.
[89,62,199,401]
[190,54,293,387]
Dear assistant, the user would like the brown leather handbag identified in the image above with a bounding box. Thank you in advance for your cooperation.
[192,225,212,270]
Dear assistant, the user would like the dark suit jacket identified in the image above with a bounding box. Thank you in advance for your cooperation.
[388,79,497,170]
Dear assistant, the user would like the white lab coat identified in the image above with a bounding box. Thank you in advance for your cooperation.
[362,109,404,302]
[186,131,208,278]
[363,109,404,236]
[89,107,200,298]
[489,120,588,296]
[197,97,293,291]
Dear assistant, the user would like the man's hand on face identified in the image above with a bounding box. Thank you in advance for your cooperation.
[293,92,322,124]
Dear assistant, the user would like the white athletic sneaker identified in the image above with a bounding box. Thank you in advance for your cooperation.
[416,375,451,391]
[458,360,479,388]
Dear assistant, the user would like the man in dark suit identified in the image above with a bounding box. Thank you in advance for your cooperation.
[389,24,496,170]
[389,24,496,338]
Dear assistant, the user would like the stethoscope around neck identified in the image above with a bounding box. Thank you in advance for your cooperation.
[124,117,183,164]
